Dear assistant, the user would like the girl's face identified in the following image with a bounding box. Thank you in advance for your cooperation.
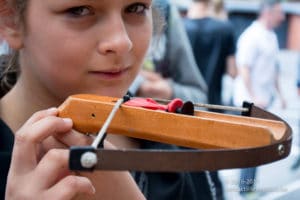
[19,0,153,101]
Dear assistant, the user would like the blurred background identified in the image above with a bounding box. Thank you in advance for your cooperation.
[171,0,300,199]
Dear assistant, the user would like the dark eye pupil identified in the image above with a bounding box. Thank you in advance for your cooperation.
[70,7,88,16]
[128,4,144,13]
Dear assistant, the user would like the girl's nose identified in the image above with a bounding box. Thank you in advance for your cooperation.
[97,16,133,55]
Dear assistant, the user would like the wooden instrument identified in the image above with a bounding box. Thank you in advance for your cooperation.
[58,94,292,171]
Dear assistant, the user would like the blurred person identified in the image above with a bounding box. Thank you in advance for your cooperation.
[232,0,286,198]
[183,0,237,109]
[129,0,224,199]
[291,54,300,170]
[182,1,237,198]
[131,0,208,103]
[211,0,238,107]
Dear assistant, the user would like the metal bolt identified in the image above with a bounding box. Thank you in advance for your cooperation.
[278,144,285,156]
[80,152,98,169]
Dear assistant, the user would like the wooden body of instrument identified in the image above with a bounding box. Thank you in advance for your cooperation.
[58,94,288,149]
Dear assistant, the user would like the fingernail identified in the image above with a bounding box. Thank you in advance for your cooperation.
[62,118,73,126]
[47,107,58,114]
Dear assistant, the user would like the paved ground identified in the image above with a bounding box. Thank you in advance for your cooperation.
[220,50,300,200]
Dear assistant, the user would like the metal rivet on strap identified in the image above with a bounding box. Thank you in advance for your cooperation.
[81,152,98,169]
[278,144,285,156]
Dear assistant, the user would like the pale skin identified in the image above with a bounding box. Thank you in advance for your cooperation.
[0,0,153,199]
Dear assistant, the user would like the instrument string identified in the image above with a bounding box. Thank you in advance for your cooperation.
[152,98,249,112]
[91,98,124,148]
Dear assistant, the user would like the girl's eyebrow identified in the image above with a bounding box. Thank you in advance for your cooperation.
[60,0,96,2]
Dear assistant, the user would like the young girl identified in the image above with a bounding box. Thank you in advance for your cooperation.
[0,0,153,199]
[0,0,217,199]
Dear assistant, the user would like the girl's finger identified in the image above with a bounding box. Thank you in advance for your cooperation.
[41,136,68,153]
[11,116,72,174]
[23,108,58,126]
[34,149,71,188]
[30,116,73,141]
[46,175,95,199]
[54,129,93,147]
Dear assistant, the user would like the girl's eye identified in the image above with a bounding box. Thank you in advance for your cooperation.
[66,6,93,17]
[126,3,149,15]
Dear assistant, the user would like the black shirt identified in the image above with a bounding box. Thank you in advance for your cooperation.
[183,17,236,105]
[0,119,14,199]
[134,141,217,200]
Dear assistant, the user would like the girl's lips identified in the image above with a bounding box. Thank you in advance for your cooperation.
[88,68,129,79]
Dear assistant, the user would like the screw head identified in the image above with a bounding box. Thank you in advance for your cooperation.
[80,152,97,169]
[278,144,285,156]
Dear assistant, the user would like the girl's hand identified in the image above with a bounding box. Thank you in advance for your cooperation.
[5,108,95,200]
[39,108,94,158]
